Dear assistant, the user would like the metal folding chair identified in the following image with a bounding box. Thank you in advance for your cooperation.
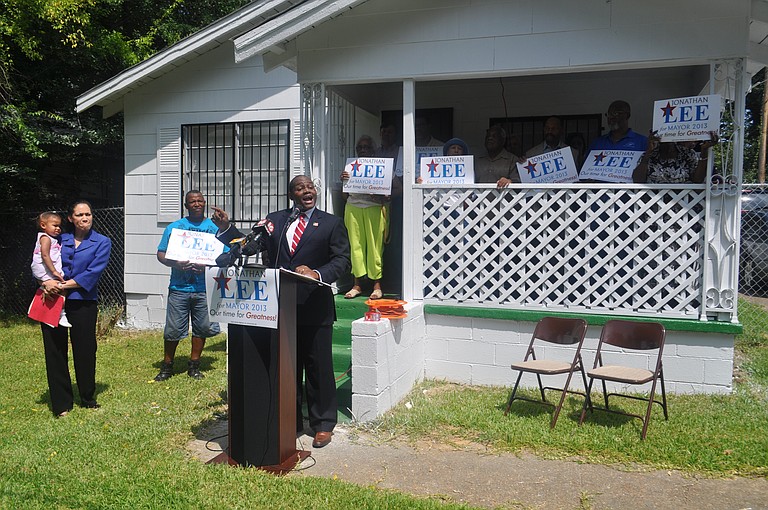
[578,319,667,439]
[504,317,589,428]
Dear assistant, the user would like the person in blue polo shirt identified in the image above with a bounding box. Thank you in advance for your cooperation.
[154,190,221,381]
[589,100,648,152]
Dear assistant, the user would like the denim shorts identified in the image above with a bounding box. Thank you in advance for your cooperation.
[163,289,220,342]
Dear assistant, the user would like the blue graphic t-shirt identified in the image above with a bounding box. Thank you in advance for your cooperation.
[157,217,221,292]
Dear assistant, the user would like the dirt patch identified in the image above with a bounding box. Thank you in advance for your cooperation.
[188,421,768,509]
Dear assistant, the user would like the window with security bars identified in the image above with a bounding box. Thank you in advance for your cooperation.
[182,120,290,223]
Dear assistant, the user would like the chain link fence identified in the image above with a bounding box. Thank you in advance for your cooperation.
[739,183,768,337]
[0,207,125,319]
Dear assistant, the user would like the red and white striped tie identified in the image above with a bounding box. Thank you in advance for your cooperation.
[290,213,307,255]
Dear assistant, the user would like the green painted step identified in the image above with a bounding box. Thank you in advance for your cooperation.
[332,295,364,423]
[334,294,371,322]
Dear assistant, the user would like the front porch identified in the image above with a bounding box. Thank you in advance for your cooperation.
[305,62,748,421]
[301,61,745,324]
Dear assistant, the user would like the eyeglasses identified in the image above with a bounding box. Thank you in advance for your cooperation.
[356,145,372,150]
[606,110,629,117]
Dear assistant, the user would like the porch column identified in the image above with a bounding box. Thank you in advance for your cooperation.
[300,82,328,209]
[401,79,421,302]
[702,59,746,323]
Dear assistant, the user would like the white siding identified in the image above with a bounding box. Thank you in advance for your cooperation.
[294,0,750,83]
[122,43,300,327]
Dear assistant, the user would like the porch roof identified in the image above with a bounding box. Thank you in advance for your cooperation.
[75,0,310,115]
[78,0,768,116]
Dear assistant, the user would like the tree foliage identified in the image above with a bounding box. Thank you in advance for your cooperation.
[0,0,250,211]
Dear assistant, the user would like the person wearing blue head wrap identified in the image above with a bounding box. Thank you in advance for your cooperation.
[442,138,469,156]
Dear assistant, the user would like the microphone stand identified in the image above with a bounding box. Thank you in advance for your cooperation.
[275,207,300,269]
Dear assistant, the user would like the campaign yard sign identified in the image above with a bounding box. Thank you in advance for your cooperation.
[579,150,644,183]
[206,266,279,328]
[342,157,394,195]
[419,155,474,184]
[652,94,721,142]
[165,228,225,265]
[415,146,442,178]
[517,147,578,184]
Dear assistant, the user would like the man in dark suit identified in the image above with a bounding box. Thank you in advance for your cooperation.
[212,175,350,448]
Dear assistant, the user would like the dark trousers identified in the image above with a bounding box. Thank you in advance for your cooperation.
[40,300,98,414]
[296,323,337,433]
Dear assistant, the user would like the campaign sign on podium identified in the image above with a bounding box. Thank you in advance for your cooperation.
[207,267,322,472]
[165,229,224,265]
[205,266,279,328]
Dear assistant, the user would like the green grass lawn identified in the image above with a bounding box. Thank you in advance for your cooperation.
[0,319,473,510]
[367,300,768,478]
[2,305,767,509]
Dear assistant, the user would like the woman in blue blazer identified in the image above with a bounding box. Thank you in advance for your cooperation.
[41,200,112,417]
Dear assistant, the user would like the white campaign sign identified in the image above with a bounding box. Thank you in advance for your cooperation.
[652,94,721,142]
[419,155,474,184]
[205,266,280,328]
[415,146,442,178]
[165,229,225,265]
[579,150,644,183]
[342,157,394,195]
[516,147,578,184]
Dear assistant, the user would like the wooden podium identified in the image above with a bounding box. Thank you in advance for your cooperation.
[208,268,317,473]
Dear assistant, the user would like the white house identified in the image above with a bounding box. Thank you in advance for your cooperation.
[78,0,768,421]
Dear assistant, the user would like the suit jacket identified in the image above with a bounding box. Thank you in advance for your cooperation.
[219,208,350,326]
[60,229,112,301]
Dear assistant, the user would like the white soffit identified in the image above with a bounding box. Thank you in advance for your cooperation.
[750,0,768,71]
[233,0,369,64]
[76,0,304,114]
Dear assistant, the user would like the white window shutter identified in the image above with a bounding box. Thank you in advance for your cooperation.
[157,127,181,223]
[292,118,304,174]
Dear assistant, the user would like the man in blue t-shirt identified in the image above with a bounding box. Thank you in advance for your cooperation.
[154,190,221,381]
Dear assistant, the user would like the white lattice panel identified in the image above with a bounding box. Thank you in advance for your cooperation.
[422,186,707,318]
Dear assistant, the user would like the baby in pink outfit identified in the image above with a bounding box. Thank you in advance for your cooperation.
[31,212,71,327]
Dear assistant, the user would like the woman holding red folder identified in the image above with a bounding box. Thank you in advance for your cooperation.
[40,200,111,417]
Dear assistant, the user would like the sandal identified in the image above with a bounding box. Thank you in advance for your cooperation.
[344,287,362,299]
[369,289,383,300]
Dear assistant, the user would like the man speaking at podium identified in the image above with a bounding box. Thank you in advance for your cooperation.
[212,175,350,448]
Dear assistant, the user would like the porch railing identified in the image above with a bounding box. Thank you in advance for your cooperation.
[420,184,719,319]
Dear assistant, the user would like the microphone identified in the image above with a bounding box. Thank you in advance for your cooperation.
[286,207,301,224]
[241,219,274,256]
[215,218,274,266]
[215,244,240,267]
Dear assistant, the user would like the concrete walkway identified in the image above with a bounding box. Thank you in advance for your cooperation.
[189,421,768,509]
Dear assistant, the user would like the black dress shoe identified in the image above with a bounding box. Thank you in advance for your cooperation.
[312,431,332,448]
[81,401,100,409]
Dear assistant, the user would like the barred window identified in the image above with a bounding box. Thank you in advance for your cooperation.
[182,120,290,223]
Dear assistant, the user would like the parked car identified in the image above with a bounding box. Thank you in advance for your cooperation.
[740,189,768,289]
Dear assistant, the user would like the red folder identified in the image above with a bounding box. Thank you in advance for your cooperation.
[27,289,64,328]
